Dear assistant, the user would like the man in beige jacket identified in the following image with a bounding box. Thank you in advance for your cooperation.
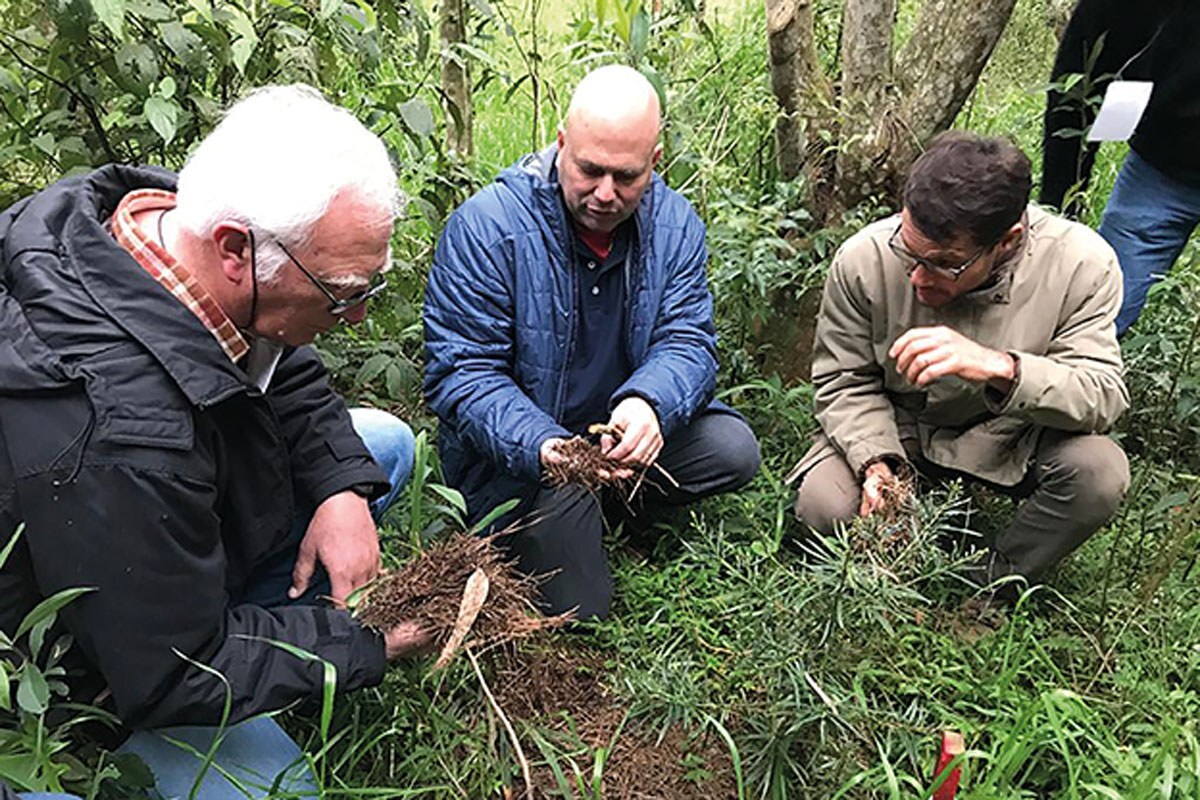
[792,132,1130,593]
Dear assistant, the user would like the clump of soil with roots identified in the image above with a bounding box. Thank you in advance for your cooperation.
[542,435,630,493]
[353,532,570,668]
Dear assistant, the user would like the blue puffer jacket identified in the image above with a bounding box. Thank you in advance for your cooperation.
[423,145,718,517]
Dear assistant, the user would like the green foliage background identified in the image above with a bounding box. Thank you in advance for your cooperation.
[2,0,1199,797]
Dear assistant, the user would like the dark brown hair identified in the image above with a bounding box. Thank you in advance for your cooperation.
[902,131,1032,247]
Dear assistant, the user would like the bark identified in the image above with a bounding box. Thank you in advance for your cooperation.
[765,0,833,184]
[891,0,1018,177]
[835,0,897,208]
[439,0,472,157]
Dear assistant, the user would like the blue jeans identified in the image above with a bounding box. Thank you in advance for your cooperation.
[1099,150,1200,336]
[114,408,414,800]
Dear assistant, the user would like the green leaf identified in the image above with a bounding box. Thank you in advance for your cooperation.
[0,661,10,712]
[0,524,23,571]
[159,75,176,99]
[32,134,56,156]
[629,7,650,64]
[384,362,403,399]
[89,0,127,39]
[398,99,435,139]
[29,614,53,663]
[144,95,178,144]
[428,484,467,516]
[15,587,97,640]
[231,37,255,74]
[468,497,520,535]
[639,63,666,113]
[16,665,50,715]
[319,0,342,21]
[356,352,392,384]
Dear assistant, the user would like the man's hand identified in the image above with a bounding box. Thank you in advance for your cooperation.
[602,396,663,468]
[384,620,433,661]
[889,326,1015,389]
[540,437,569,468]
[859,461,896,518]
[290,491,381,604]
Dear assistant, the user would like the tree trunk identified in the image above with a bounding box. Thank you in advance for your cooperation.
[835,0,897,208]
[767,0,1016,216]
[891,0,1018,177]
[439,0,472,157]
[765,0,833,185]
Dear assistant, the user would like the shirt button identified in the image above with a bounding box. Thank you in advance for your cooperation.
[591,286,600,296]
[588,261,596,270]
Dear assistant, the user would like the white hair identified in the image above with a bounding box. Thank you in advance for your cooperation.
[174,84,402,283]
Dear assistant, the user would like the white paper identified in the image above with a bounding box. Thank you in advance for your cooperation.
[1087,81,1154,142]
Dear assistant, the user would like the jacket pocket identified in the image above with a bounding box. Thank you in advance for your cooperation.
[100,408,194,451]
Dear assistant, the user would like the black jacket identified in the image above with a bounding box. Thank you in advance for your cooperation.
[1041,0,1200,210]
[0,165,389,729]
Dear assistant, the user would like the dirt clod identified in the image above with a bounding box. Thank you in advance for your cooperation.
[354,533,569,662]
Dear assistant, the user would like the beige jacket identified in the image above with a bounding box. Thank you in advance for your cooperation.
[791,205,1129,488]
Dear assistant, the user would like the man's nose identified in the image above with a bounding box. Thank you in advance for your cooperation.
[340,303,369,325]
[593,174,615,203]
[909,264,936,288]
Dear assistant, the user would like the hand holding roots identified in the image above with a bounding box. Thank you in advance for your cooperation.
[354,533,570,668]
[543,435,679,499]
[542,436,629,491]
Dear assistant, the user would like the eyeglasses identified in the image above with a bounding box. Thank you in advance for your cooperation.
[275,239,388,316]
[887,224,991,281]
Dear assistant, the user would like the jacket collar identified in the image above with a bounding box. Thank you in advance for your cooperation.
[60,165,251,408]
[509,143,658,269]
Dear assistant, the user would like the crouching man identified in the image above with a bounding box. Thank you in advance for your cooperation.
[0,85,427,798]
[424,65,760,621]
[791,132,1130,595]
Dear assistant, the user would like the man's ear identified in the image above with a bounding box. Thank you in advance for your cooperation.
[212,223,252,285]
[556,127,566,151]
[651,142,664,169]
[998,218,1025,254]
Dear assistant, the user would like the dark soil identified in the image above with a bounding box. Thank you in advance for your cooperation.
[491,643,738,799]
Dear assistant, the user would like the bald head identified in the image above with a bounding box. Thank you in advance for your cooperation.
[556,66,663,233]
[564,65,661,142]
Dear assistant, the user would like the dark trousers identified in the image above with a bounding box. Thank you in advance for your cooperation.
[503,409,760,620]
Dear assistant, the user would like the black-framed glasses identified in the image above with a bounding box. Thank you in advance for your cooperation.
[887,224,991,281]
[275,239,388,316]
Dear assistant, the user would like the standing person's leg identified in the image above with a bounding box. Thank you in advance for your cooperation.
[126,409,415,799]
[501,484,611,620]
[1098,150,1200,336]
[988,431,1129,583]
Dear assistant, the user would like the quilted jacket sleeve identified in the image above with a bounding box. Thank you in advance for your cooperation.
[423,208,569,482]
[612,204,718,437]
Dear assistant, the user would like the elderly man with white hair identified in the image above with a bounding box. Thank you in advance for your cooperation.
[0,85,427,799]
[424,65,761,620]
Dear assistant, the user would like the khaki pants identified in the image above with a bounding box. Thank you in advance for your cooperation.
[794,430,1130,581]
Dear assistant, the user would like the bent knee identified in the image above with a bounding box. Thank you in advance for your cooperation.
[723,425,762,490]
[794,461,859,536]
[1046,435,1130,517]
